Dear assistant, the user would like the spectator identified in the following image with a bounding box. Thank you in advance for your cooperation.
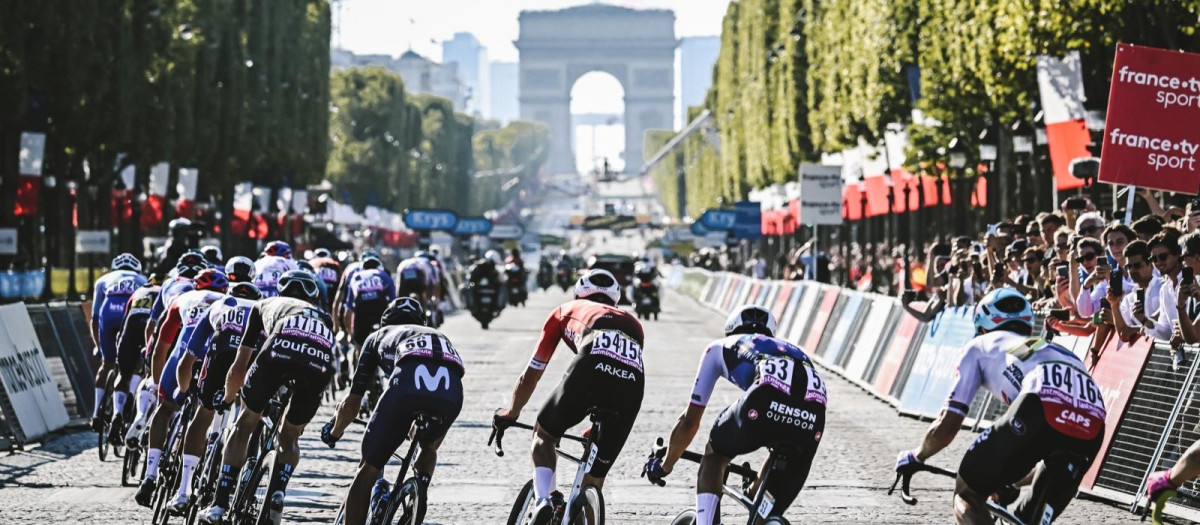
[1144,229,1184,343]
[1075,212,1106,240]
[1074,237,1114,318]
[1108,240,1159,341]
[1132,215,1164,242]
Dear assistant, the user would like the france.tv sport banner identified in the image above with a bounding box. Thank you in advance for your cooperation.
[1099,43,1200,194]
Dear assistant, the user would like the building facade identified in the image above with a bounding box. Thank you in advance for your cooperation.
[442,32,489,117]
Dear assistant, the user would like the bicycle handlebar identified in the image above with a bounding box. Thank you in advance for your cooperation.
[489,413,587,457]
[888,462,957,505]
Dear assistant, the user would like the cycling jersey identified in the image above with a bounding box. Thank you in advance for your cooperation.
[239,297,335,425]
[186,295,256,409]
[116,284,159,381]
[149,275,194,324]
[396,258,428,296]
[157,289,225,403]
[351,324,466,396]
[532,299,646,478]
[348,268,396,344]
[253,255,298,297]
[945,331,1106,439]
[308,257,342,289]
[689,334,821,408]
[92,270,147,361]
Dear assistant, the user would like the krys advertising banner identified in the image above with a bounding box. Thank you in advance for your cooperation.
[1099,43,1200,194]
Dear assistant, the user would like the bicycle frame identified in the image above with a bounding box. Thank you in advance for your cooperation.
[489,411,607,523]
[890,462,1049,525]
[373,413,438,525]
[675,448,773,525]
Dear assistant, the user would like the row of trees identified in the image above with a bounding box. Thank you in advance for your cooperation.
[649,0,1200,220]
[326,67,549,217]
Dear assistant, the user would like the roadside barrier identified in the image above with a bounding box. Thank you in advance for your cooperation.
[666,266,1200,521]
[0,303,75,446]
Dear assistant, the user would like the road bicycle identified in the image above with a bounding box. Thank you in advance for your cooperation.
[490,409,613,525]
[645,438,791,525]
[229,384,293,525]
[890,457,1079,525]
[329,413,438,525]
[184,404,234,525]
[150,392,200,524]
[96,373,123,461]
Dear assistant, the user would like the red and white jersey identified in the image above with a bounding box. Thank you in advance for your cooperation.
[528,299,644,371]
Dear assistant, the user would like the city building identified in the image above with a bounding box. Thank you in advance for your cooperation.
[442,32,489,117]
[489,62,519,123]
[677,36,720,129]
[330,48,469,110]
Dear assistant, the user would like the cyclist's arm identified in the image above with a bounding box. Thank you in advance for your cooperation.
[150,305,182,380]
[180,313,217,393]
[663,344,723,473]
[333,334,381,437]
[502,309,562,418]
[332,277,349,333]
[911,347,981,461]
[223,305,264,400]
[89,282,105,345]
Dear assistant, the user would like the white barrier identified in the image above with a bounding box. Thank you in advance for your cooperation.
[0,303,70,444]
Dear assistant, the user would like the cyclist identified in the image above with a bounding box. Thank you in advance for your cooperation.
[117,274,162,445]
[198,270,336,524]
[416,250,444,325]
[346,256,396,347]
[145,251,208,352]
[643,305,827,525]
[333,251,378,340]
[494,269,645,515]
[136,269,230,506]
[166,281,262,514]
[309,248,343,308]
[222,255,256,285]
[894,288,1106,524]
[89,253,147,431]
[1146,442,1200,522]
[200,245,224,268]
[296,260,332,312]
[323,297,465,525]
[396,255,429,302]
[254,240,299,297]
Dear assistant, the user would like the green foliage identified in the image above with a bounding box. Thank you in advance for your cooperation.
[472,120,550,215]
[644,129,681,219]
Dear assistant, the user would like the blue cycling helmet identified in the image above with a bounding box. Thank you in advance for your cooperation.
[973,288,1033,334]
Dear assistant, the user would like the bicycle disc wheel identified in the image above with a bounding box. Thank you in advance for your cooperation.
[122,446,142,486]
[506,479,537,525]
[567,486,604,525]
[670,509,697,525]
[392,478,426,525]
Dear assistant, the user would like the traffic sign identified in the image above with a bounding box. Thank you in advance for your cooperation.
[581,215,637,231]
[690,221,708,237]
[404,209,458,231]
[453,216,493,236]
[489,224,525,240]
[699,209,737,231]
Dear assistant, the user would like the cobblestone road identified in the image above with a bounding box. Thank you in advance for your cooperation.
[0,288,1151,523]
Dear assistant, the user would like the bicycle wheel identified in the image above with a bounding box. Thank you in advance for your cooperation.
[506,479,537,525]
[123,446,143,486]
[669,510,697,525]
[567,486,604,525]
[763,518,790,525]
[231,454,266,524]
[97,390,113,462]
[390,477,426,525]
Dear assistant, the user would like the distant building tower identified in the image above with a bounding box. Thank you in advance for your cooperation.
[442,32,489,117]
[396,49,469,110]
[489,62,519,123]
[678,36,720,128]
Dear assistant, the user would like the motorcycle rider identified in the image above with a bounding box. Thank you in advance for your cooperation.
[506,248,528,306]
[152,218,197,276]
[465,251,504,310]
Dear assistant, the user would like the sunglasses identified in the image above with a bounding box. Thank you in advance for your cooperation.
[1153,252,1174,262]
[1106,238,1128,246]
[1075,253,1097,263]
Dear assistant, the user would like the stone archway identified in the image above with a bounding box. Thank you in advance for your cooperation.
[516,4,676,174]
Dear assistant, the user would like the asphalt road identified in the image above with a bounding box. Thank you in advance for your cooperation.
[0,288,1145,524]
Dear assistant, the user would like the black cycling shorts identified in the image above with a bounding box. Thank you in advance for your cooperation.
[240,349,334,426]
[115,314,149,383]
[536,351,644,478]
[361,358,464,469]
[352,303,387,346]
[709,383,824,512]
[958,392,1104,522]
[398,277,426,299]
[197,349,236,411]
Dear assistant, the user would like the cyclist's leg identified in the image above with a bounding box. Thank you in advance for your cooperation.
[175,404,215,503]
[93,324,120,421]
[702,396,760,525]
[1012,429,1103,522]
[145,396,181,480]
[262,375,328,515]
[205,354,281,515]
[956,393,1046,525]
[347,382,418,525]
[533,355,596,500]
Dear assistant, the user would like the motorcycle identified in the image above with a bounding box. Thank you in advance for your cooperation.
[556,267,574,292]
[632,276,660,320]
[465,277,501,330]
[537,263,554,291]
[505,263,528,307]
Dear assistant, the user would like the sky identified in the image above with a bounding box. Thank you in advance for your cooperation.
[337,0,731,173]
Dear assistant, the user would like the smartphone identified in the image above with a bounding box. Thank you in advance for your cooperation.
[1109,268,1123,296]
[1049,309,1070,321]
[1095,256,1109,268]
[973,261,984,276]
[1136,288,1146,304]
[902,290,917,303]
[1065,197,1088,210]
[932,244,951,258]
[1057,265,1070,280]
[1184,266,1195,286]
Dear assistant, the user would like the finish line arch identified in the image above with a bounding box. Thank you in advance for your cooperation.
[516,4,676,175]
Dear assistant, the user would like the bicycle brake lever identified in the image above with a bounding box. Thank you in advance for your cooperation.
[489,427,505,457]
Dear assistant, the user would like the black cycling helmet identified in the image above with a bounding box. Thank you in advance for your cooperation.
[723,305,778,337]
[361,255,383,270]
[168,218,192,238]
[223,256,255,283]
[229,282,263,300]
[312,248,332,259]
[278,270,320,302]
[381,297,426,327]
[297,260,316,273]
[176,251,208,278]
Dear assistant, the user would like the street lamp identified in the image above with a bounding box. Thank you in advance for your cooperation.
[979,126,999,223]
[1012,119,1036,212]
[947,138,967,234]
[858,175,868,246]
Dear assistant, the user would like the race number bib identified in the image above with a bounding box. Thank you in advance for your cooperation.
[399,334,464,369]
[804,363,827,405]
[1028,362,1106,440]
[588,330,643,372]
[756,356,795,395]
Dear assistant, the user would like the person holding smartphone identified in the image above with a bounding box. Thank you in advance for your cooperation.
[1072,238,1108,317]
[1144,230,1185,342]
[1077,225,1137,318]
[1106,241,1160,341]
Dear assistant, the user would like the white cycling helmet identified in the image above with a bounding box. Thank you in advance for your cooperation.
[724,305,778,337]
[574,269,620,305]
[485,250,503,266]
[111,253,142,272]
[973,288,1033,334]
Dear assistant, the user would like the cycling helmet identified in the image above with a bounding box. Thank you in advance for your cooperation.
[574,269,620,305]
[168,218,192,237]
[229,282,262,300]
[296,260,316,274]
[362,250,380,261]
[278,270,319,302]
[724,305,778,337]
[973,288,1034,334]
[201,245,224,266]
[485,250,502,266]
[111,253,142,272]
[381,297,426,326]
[176,251,208,277]
[193,269,229,293]
[262,241,292,259]
[148,273,163,286]
[223,256,255,283]
[361,255,383,270]
[312,248,332,259]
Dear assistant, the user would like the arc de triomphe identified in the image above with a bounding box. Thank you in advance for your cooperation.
[516,5,676,174]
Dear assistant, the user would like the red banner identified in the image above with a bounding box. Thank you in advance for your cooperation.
[1046,120,1090,190]
[873,313,922,398]
[1080,334,1155,488]
[1099,43,1200,194]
